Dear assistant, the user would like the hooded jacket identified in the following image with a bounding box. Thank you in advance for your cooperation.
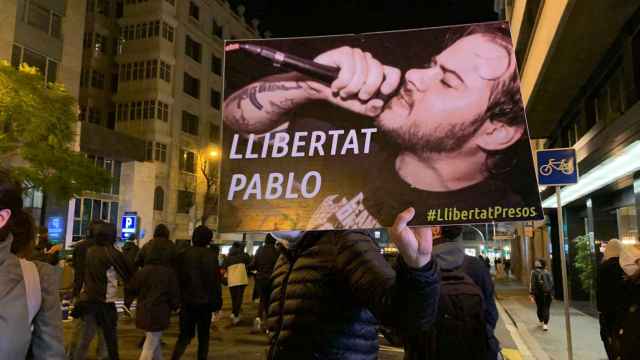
[175,244,222,310]
[266,231,439,360]
[130,242,180,331]
[0,235,65,359]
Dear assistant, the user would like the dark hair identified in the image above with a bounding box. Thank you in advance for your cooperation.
[192,225,213,247]
[265,233,276,246]
[536,258,547,269]
[442,225,464,241]
[87,220,106,241]
[94,223,117,246]
[0,169,24,243]
[154,224,170,239]
[10,210,36,257]
[210,244,220,254]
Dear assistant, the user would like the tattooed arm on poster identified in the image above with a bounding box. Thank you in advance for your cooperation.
[223,47,402,134]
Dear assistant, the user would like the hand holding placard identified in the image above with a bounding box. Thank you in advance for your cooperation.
[390,207,433,269]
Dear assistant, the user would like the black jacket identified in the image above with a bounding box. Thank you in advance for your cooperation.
[597,257,628,316]
[80,244,134,303]
[175,245,222,310]
[135,237,177,269]
[122,241,140,269]
[71,238,95,298]
[223,245,251,269]
[250,244,279,281]
[266,231,439,360]
[130,245,180,331]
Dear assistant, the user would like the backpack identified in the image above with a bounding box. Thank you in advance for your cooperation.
[405,268,488,360]
[533,270,553,293]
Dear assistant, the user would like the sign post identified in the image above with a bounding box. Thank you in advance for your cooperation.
[536,148,578,360]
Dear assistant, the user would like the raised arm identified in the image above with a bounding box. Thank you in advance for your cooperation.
[223,46,402,134]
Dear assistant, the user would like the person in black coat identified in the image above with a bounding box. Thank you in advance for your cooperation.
[266,208,439,360]
[597,239,626,358]
[171,226,222,360]
[130,238,180,360]
[249,233,280,332]
[135,224,176,269]
[122,234,140,315]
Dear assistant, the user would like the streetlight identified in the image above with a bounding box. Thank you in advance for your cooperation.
[209,148,220,159]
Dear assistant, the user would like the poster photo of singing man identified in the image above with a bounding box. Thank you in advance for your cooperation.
[219,21,543,232]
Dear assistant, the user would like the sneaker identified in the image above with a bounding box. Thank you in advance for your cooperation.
[254,317,262,332]
[543,324,549,331]
[232,315,241,326]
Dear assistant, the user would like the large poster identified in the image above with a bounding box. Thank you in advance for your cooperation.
[220,21,543,232]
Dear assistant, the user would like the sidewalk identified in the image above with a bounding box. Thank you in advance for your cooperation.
[495,279,607,360]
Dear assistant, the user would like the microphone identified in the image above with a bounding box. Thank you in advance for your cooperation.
[225,43,395,103]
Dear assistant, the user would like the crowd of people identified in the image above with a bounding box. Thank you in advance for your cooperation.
[3,163,640,360]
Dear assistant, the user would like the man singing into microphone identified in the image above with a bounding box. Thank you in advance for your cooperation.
[224,22,535,229]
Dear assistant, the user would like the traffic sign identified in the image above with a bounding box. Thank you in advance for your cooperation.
[121,212,137,239]
[536,148,578,186]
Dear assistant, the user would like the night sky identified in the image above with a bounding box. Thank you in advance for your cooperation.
[231,0,499,38]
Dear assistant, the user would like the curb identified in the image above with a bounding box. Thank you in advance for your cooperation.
[497,300,550,360]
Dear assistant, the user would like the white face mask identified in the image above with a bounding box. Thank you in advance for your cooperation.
[270,231,304,243]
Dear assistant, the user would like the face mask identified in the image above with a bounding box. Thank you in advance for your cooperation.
[270,231,304,243]
[620,245,640,277]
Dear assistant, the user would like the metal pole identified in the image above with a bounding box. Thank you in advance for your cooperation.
[556,187,573,360]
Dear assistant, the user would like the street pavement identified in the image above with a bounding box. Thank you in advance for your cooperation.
[62,279,539,360]
[495,278,608,360]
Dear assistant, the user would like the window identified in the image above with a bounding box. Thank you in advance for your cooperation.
[145,141,153,161]
[132,62,140,80]
[151,21,160,37]
[189,2,200,20]
[155,143,167,162]
[210,89,221,109]
[211,55,222,75]
[183,72,200,98]
[177,190,194,213]
[125,63,132,81]
[136,61,145,79]
[11,45,21,68]
[27,2,50,34]
[91,70,105,89]
[162,22,174,42]
[160,61,171,82]
[51,13,62,38]
[185,35,202,63]
[157,101,169,122]
[83,32,93,48]
[146,60,157,79]
[22,48,47,76]
[179,149,196,173]
[212,19,223,38]
[514,0,544,70]
[46,60,57,83]
[95,33,107,55]
[79,105,87,121]
[181,111,199,135]
[143,100,154,119]
[209,123,219,142]
[97,0,110,16]
[88,107,101,124]
[111,71,118,91]
[154,187,164,211]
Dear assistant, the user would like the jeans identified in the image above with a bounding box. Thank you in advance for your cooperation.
[72,302,119,360]
[534,292,552,324]
[66,317,108,360]
[171,304,213,360]
[229,285,246,317]
[140,331,163,360]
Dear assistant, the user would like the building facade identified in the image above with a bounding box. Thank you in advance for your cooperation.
[78,0,259,244]
[507,0,640,306]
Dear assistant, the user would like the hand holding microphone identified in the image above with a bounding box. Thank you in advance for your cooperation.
[227,44,402,117]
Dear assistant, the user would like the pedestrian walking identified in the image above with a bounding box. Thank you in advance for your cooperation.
[223,241,251,325]
[68,220,109,360]
[404,225,500,360]
[72,222,134,360]
[529,259,553,331]
[136,224,176,269]
[249,233,280,333]
[171,226,222,360]
[130,239,180,360]
[504,258,512,279]
[608,243,640,360]
[263,208,439,360]
[597,239,626,358]
[0,170,65,359]
[122,234,140,317]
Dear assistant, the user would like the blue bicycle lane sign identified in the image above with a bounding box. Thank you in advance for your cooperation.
[536,148,579,186]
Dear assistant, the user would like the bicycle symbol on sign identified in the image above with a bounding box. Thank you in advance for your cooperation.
[539,158,574,176]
